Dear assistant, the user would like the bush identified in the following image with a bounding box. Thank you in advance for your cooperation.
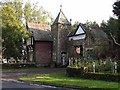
[66,67,84,77]
[68,59,119,73]
[66,67,120,82]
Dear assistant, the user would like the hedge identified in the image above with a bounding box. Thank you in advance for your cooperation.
[66,67,120,82]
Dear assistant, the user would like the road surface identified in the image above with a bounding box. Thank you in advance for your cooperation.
[2,80,72,90]
[2,68,77,90]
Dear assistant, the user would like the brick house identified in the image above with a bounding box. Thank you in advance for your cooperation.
[68,24,86,59]
[51,9,71,66]
[27,9,109,66]
[27,9,71,66]
[27,23,52,66]
[68,24,109,60]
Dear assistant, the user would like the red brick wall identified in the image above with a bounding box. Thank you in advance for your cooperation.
[34,41,53,66]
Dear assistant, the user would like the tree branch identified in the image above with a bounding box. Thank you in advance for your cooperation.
[109,32,120,46]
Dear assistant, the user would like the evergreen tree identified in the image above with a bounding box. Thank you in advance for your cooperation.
[113,0,120,44]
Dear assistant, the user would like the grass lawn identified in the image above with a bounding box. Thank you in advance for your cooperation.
[20,72,119,89]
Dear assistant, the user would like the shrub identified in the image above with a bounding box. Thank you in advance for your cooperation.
[68,59,119,73]
[66,67,120,82]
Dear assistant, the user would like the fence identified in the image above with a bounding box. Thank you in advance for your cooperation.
[68,58,119,73]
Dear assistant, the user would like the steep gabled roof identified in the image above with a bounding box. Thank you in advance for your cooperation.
[28,22,51,31]
[68,23,86,37]
[29,28,52,42]
[27,22,52,42]
[90,28,108,40]
[53,10,70,25]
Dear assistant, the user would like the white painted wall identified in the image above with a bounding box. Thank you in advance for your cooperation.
[75,25,85,35]
[69,34,86,40]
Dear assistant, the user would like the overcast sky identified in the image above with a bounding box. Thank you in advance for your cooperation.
[28,0,116,24]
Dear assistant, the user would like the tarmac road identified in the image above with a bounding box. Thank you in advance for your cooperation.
[2,80,72,90]
[1,68,78,90]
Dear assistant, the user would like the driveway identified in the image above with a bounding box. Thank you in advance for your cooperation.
[2,68,66,80]
[2,68,78,90]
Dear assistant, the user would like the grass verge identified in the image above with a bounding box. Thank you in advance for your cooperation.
[20,72,119,89]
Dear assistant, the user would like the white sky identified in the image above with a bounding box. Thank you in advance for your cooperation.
[28,0,116,24]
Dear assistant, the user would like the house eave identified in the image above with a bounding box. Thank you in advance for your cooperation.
[68,33,86,37]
